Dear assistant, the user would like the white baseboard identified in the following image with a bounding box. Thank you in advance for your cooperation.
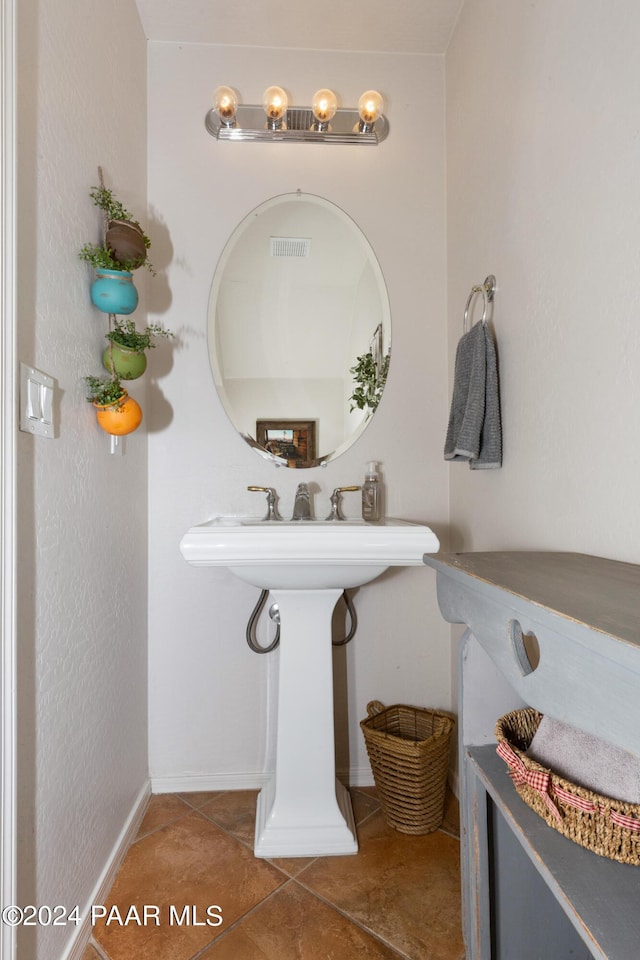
[61,780,151,960]
[151,766,376,795]
[151,772,270,793]
[151,761,455,802]
[337,766,375,788]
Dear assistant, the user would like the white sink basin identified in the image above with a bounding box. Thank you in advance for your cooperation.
[179,516,440,589]
[179,514,439,858]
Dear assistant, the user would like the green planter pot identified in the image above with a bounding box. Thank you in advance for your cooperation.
[102,343,147,380]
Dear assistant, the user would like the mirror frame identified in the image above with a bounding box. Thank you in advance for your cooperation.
[208,192,391,468]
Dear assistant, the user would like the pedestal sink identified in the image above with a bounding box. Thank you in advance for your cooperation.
[180,516,439,857]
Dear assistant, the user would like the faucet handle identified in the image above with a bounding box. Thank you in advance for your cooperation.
[325,486,361,521]
[247,486,283,521]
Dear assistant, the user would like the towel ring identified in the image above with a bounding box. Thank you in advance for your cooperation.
[463,275,496,333]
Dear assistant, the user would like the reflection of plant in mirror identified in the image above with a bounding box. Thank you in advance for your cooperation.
[349,350,390,412]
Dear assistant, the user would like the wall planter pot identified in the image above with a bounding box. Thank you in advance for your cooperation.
[102,343,147,380]
[106,219,148,268]
[90,268,138,315]
[93,392,142,436]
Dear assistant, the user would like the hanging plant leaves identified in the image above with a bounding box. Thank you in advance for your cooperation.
[348,350,390,412]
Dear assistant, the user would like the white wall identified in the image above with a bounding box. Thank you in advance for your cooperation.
[18,2,640,952]
[446,1,640,562]
[19,5,640,944]
[147,45,450,788]
[17,2,149,957]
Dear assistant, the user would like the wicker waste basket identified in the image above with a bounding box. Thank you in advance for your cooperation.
[360,700,454,835]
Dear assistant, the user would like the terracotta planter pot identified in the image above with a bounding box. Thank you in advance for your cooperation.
[106,219,147,269]
[93,392,142,436]
[102,343,147,380]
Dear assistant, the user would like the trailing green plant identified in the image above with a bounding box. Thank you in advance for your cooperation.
[79,242,129,272]
[105,318,173,353]
[348,349,390,413]
[79,183,155,273]
[85,374,126,407]
[89,185,144,228]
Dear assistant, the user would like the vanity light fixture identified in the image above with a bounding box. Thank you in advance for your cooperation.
[205,87,388,145]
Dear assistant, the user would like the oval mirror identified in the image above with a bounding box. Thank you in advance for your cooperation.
[208,192,391,468]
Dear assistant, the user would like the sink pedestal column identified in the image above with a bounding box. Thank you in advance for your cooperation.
[254,587,358,858]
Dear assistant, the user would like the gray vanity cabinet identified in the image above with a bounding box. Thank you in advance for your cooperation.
[423,552,640,960]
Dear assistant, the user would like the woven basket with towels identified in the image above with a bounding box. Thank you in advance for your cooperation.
[496,707,640,865]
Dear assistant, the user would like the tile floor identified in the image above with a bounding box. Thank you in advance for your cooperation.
[82,787,465,960]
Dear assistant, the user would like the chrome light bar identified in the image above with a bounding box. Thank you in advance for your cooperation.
[205,106,389,146]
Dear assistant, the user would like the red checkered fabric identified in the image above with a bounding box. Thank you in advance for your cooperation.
[553,784,597,813]
[498,742,640,834]
[496,740,562,822]
[606,809,640,832]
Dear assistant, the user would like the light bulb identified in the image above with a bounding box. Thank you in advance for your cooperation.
[311,88,338,128]
[213,86,238,125]
[263,86,289,127]
[358,90,384,130]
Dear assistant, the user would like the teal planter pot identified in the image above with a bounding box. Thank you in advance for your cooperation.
[91,268,138,315]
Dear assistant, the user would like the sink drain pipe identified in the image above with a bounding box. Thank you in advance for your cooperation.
[246,589,357,653]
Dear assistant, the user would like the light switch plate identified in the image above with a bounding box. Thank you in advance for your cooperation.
[19,363,55,438]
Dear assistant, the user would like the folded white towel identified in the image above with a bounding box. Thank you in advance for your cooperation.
[444,321,502,469]
[527,715,640,804]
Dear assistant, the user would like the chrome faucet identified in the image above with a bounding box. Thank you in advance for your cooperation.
[291,482,312,521]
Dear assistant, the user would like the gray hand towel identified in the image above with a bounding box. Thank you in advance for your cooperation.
[444,322,502,469]
[527,715,640,804]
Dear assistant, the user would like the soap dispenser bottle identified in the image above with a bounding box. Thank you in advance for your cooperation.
[362,461,383,522]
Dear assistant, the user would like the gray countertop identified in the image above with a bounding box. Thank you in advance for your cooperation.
[423,551,640,647]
